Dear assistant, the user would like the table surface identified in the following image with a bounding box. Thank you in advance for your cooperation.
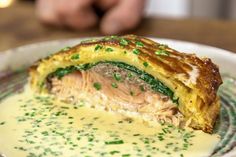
[0,1,236,53]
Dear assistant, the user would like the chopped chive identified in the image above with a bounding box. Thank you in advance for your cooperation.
[130,91,134,96]
[167,142,173,145]
[81,39,98,43]
[103,35,118,41]
[70,54,80,60]
[127,72,133,78]
[0,121,5,125]
[113,73,122,81]
[105,140,124,145]
[119,38,129,46]
[133,49,140,55]
[105,47,113,52]
[155,49,169,56]
[111,35,118,39]
[135,41,144,47]
[158,44,168,49]
[93,82,102,90]
[61,106,69,109]
[183,138,188,143]
[158,137,164,141]
[61,46,71,51]
[103,37,110,41]
[143,62,148,67]
[88,137,94,142]
[122,154,130,157]
[110,150,120,155]
[123,51,127,54]
[94,45,103,51]
[41,131,49,136]
[124,118,133,123]
[139,85,145,92]
[111,83,118,88]
[39,82,45,89]
[162,128,168,134]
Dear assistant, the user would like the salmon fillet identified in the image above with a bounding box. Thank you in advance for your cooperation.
[29,35,222,133]
[49,63,184,126]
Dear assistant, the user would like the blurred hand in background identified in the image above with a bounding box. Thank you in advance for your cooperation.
[36,0,146,34]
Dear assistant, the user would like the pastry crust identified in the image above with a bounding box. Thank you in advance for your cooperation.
[29,35,222,133]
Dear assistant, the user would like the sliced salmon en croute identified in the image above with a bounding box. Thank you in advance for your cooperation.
[29,35,222,133]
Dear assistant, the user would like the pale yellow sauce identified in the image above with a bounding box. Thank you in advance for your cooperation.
[0,87,220,157]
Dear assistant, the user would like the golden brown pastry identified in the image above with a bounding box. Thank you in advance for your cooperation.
[29,35,222,133]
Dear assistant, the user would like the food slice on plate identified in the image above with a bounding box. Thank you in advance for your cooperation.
[29,35,222,133]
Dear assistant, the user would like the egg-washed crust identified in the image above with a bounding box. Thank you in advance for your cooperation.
[29,35,222,133]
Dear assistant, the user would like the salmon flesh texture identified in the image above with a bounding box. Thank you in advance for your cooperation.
[47,63,184,126]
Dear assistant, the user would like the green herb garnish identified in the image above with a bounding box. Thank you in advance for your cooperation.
[130,91,134,96]
[127,72,133,78]
[113,73,122,81]
[81,39,98,43]
[122,154,131,157]
[139,85,145,92]
[0,121,5,125]
[61,46,71,51]
[70,54,80,60]
[110,35,118,39]
[155,44,169,56]
[105,47,113,52]
[119,38,129,46]
[93,82,102,90]
[133,49,140,55]
[105,140,124,145]
[110,150,120,155]
[41,131,49,136]
[111,83,118,88]
[94,45,103,51]
[158,44,168,49]
[143,62,148,67]
[135,41,144,47]
[39,82,45,89]
[155,49,169,56]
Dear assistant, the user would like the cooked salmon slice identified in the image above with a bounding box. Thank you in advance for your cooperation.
[49,63,184,126]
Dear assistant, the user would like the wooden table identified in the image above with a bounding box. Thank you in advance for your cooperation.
[0,1,236,53]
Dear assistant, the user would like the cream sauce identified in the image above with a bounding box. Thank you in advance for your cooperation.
[0,87,220,157]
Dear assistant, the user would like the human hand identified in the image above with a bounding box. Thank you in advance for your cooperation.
[36,0,146,34]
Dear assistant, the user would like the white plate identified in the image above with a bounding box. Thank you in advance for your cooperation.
[0,37,236,157]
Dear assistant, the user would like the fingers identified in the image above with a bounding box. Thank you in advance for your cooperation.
[36,0,62,26]
[57,0,98,29]
[36,0,98,29]
[63,7,98,30]
[36,0,146,33]
[95,0,118,11]
[100,0,146,34]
